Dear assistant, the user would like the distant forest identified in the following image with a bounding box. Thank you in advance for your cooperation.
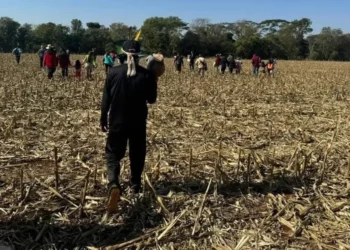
[1,16,349,60]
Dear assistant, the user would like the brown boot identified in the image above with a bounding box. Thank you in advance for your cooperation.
[106,184,121,214]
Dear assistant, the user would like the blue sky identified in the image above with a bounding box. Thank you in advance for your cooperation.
[0,0,348,33]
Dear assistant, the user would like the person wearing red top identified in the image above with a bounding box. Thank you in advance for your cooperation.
[57,49,71,78]
[214,54,221,72]
[251,54,261,75]
[43,45,58,79]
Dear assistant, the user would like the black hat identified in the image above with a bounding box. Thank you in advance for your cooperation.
[122,40,140,54]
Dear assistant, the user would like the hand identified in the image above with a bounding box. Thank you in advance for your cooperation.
[101,125,108,133]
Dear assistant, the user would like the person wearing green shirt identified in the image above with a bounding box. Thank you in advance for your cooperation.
[83,51,96,80]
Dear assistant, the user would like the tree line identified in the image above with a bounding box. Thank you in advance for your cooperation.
[1,16,350,60]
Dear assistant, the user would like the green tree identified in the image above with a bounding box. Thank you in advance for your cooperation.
[17,23,33,52]
[110,22,137,41]
[141,16,188,56]
[179,31,200,54]
[0,17,20,51]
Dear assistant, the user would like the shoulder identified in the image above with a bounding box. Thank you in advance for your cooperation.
[109,64,127,74]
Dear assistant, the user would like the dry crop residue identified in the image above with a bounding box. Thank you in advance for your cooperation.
[1,54,350,249]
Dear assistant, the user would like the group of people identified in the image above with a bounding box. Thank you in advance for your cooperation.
[251,54,277,77]
[170,52,244,77]
[165,52,207,77]
[213,54,243,74]
[36,44,82,80]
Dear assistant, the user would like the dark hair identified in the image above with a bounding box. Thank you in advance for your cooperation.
[75,60,81,69]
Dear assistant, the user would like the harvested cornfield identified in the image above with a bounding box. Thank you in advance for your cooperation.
[1,54,350,250]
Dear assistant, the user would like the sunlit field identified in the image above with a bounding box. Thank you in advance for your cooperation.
[1,53,350,249]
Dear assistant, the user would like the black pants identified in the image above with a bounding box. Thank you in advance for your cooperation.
[175,64,182,72]
[61,68,68,77]
[47,67,56,79]
[221,66,226,74]
[105,64,112,74]
[189,62,194,71]
[106,123,146,188]
[15,56,20,64]
[40,57,43,68]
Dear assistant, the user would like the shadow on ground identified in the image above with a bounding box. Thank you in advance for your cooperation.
[0,169,315,249]
[0,196,163,250]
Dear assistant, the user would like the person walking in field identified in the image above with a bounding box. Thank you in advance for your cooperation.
[214,54,221,72]
[73,60,82,80]
[195,55,207,77]
[43,45,57,80]
[189,51,195,71]
[260,60,267,74]
[57,49,71,78]
[38,45,46,68]
[12,47,22,64]
[103,51,114,74]
[83,51,96,80]
[251,54,261,75]
[227,55,236,74]
[220,55,228,74]
[100,40,164,213]
[267,59,275,77]
[235,57,242,74]
[174,53,184,73]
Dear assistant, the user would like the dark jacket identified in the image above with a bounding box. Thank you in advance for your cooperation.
[57,53,71,68]
[220,57,228,67]
[100,64,158,131]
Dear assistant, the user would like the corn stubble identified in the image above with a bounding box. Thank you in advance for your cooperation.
[1,54,350,249]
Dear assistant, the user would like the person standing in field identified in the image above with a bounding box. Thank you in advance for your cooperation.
[267,59,275,77]
[103,51,114,74]
[220,55,228,74]
[189,51,195,71]
[38,45,46,68]
[195,54,207,77]
[227,55,236,74]
[235,57,242,74]
[214,54,221,72]
[57,49,71,78]
[100,40,164,213]
[174,53,184,73]
[251,54,261,75]
[73,60,82,80]
[43,45,57,80]
[12,47,22,64]
[83,51,96,80]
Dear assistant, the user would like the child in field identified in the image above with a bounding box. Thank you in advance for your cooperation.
[267,59,275,76]
[74,60,82,80]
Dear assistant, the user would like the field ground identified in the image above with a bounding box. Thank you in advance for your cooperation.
[1,54,350,249]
